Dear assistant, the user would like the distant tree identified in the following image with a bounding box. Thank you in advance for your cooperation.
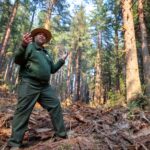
[69,6,90,101]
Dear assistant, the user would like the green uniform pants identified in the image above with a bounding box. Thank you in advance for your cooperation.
[8,78,66,147]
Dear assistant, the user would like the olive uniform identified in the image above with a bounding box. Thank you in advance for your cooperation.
[8,42,67,147]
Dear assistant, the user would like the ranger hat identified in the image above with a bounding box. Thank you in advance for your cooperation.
[31,27,52,43]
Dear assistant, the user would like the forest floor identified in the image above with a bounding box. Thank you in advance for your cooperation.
[0,92,150,150]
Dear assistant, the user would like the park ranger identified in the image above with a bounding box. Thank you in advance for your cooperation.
[3,28,68,150]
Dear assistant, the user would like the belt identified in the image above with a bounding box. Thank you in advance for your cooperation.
[20,77,49,85]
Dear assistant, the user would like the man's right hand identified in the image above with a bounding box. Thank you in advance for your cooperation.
[22,33,33,47]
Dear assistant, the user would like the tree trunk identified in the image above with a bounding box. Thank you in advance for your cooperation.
[10,60,16,83]
[4,60,9,82]
[80,76,90,103]
[93,32,104,104]
[121,0,142,101]
[115,29,121,92]
[92,70,96,101]
[74,47,81,101]
[66,51,72,97]
[29,4,36,32]
[4,57,14,82]
[44,0,57,29]
[138,0,150,97]
[0,0,19,70]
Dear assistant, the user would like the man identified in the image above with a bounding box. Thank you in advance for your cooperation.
[3,28,68,150]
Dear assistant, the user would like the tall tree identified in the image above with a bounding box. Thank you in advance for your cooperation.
[66,51,72,98]
[121,0,142,101]
[70,5,89,101]
[0,0,19,71]
[138,0,150,97]
[91,0,109,103]
[74,40,82,101]
[113,0,123,92]
[93,32,103,104]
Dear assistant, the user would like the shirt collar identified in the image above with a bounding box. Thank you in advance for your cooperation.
[33,42,44,51]
[33,42,48,53]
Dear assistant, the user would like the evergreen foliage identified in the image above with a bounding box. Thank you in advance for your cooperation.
[0,0,150,107]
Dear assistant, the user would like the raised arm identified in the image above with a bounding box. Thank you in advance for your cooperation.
[51,52,69,74]
[14,33,32,65]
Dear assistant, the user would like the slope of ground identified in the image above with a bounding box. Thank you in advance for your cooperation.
[0,94,150,150]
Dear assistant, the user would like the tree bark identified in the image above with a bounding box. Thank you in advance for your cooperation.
[138,0,150,97]
[115,28,121,92]
[93,31,104,104]
[66,51,72,97]
[121,0,142,101]
[80,76,89,103]
[74,46,81,101]
[44,0,57,29]
[4,57,14,82]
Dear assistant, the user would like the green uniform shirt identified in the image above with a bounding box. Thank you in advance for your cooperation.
[14,42,65,82]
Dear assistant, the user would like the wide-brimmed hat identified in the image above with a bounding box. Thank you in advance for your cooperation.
[31,28,52,43]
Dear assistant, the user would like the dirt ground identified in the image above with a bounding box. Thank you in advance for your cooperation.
[0,94,150,150]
